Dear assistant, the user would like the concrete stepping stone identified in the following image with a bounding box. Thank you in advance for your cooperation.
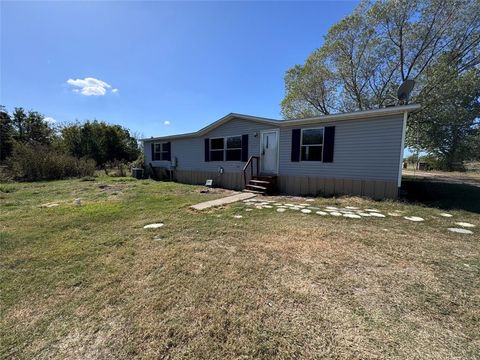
[364,209,380,212]
[448,227,473,234]
[316,211,328,216]
[330,211,342,216]
[301,209,312,214]
[277,208,287,213]
[439,213,453,217]
[388,212,401,217]
[455,222,475,228]
[369,213,386,218]
[144,223,164,229]
[345,206,359,210]
[326,206,338,210]
[233,215,243,219]
[263,205,273,209]
[245,208,253,212]
[357,212,372,217]
[343,213,361,219]
[404,216,424,222]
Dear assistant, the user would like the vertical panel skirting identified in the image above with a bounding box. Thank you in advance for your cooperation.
[276,175,397,199]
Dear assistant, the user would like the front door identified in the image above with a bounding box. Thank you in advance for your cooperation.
[261,130,279,174]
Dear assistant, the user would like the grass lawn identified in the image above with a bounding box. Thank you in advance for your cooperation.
[1,177,479,359]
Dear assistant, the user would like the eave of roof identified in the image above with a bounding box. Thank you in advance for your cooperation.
[141,104,421,142]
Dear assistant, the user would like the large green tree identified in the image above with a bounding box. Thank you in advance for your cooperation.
[60,121,140,167]
[407,59,480,170]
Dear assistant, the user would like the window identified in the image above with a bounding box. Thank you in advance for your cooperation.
[210,138,224,161]
[226,136,242,161]
[209,136,242,161]
[153,142,170,161]
[301,128,324,161]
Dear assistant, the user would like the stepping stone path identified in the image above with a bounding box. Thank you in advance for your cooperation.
[455,222,475,228]
[404,216,424,222]
[448,228,474,234]
[144,223,164,229]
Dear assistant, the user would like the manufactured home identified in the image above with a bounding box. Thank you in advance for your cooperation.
[142,104,420,199]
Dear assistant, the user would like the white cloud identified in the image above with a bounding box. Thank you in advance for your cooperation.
[164,120,171,126]
[44,117,56,124]
[112,88,119,93]
[67,77,116,96]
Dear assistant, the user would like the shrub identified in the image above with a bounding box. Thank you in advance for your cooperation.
[7,142,95,181]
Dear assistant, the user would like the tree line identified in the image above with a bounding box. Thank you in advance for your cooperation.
[281,0,480,170]
[0,105,141,180]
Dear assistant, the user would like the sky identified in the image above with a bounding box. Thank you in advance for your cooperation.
[1,1,359,138]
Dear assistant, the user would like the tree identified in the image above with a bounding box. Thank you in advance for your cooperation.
[11,107,55,145]
[407,59,480,170]
[60,121,140,167]
[0,106,15,161]
[281,0,480,118]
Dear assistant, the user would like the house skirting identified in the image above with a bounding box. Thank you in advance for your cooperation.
[172,170,398,199]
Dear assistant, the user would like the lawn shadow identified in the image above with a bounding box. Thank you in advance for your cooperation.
[401,178,480,214]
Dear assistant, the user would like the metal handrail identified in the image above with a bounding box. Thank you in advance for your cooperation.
[242,156,259,187]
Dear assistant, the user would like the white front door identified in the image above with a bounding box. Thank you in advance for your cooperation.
[261,130,279,174]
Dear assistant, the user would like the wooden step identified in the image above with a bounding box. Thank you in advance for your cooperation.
[243,189,265,195]
[249,179,270,185]
[246,184,268,191]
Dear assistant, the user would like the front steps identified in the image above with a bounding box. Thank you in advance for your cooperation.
[244,175,277,195]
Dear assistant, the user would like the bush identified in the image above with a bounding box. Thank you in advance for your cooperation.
[7,143,95,181]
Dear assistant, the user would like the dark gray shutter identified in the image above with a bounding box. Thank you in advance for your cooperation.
[291,129,301,162]
[165,142,171,161]
[241,134,248,162]
[151,143,155,161]
[204,138,210,162]
[323,126,335,163]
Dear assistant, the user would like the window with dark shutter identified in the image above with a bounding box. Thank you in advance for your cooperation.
[241,134,248,161]
[301,128,324,161]
[204,138,210,162]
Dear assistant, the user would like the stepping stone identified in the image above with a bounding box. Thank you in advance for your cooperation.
[448,227,473,234]
[308,207,320,210]
[284,203,295,207]
[326,206,338,210]
[364,209,380,212]
[357,212,372,217]
[263,205,273,209]
[245,208,253,212]
[255,206,263,209]
[388,212,401,217]
[273,203,283,206]
[144,223,164,229]
[276,208,287,213]
[369,213,386,218]
[345,206,359,210]
[152,235,163,241]
[300,203,311,206]
[233,215,243,219]
[343,213,361,219]
[290,207,301,211]
[316,211,328,216]
[455,222,476,228]
[439,213,453,218]
[301,209,312,214]
[330,212,342,216]
[404,216,424,222]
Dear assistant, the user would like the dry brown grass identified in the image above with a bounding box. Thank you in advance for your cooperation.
[1,178,479,359]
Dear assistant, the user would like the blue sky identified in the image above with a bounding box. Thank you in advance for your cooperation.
[1,1,358,138]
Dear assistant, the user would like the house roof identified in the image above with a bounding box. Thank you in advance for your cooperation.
[141,104,421,142]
